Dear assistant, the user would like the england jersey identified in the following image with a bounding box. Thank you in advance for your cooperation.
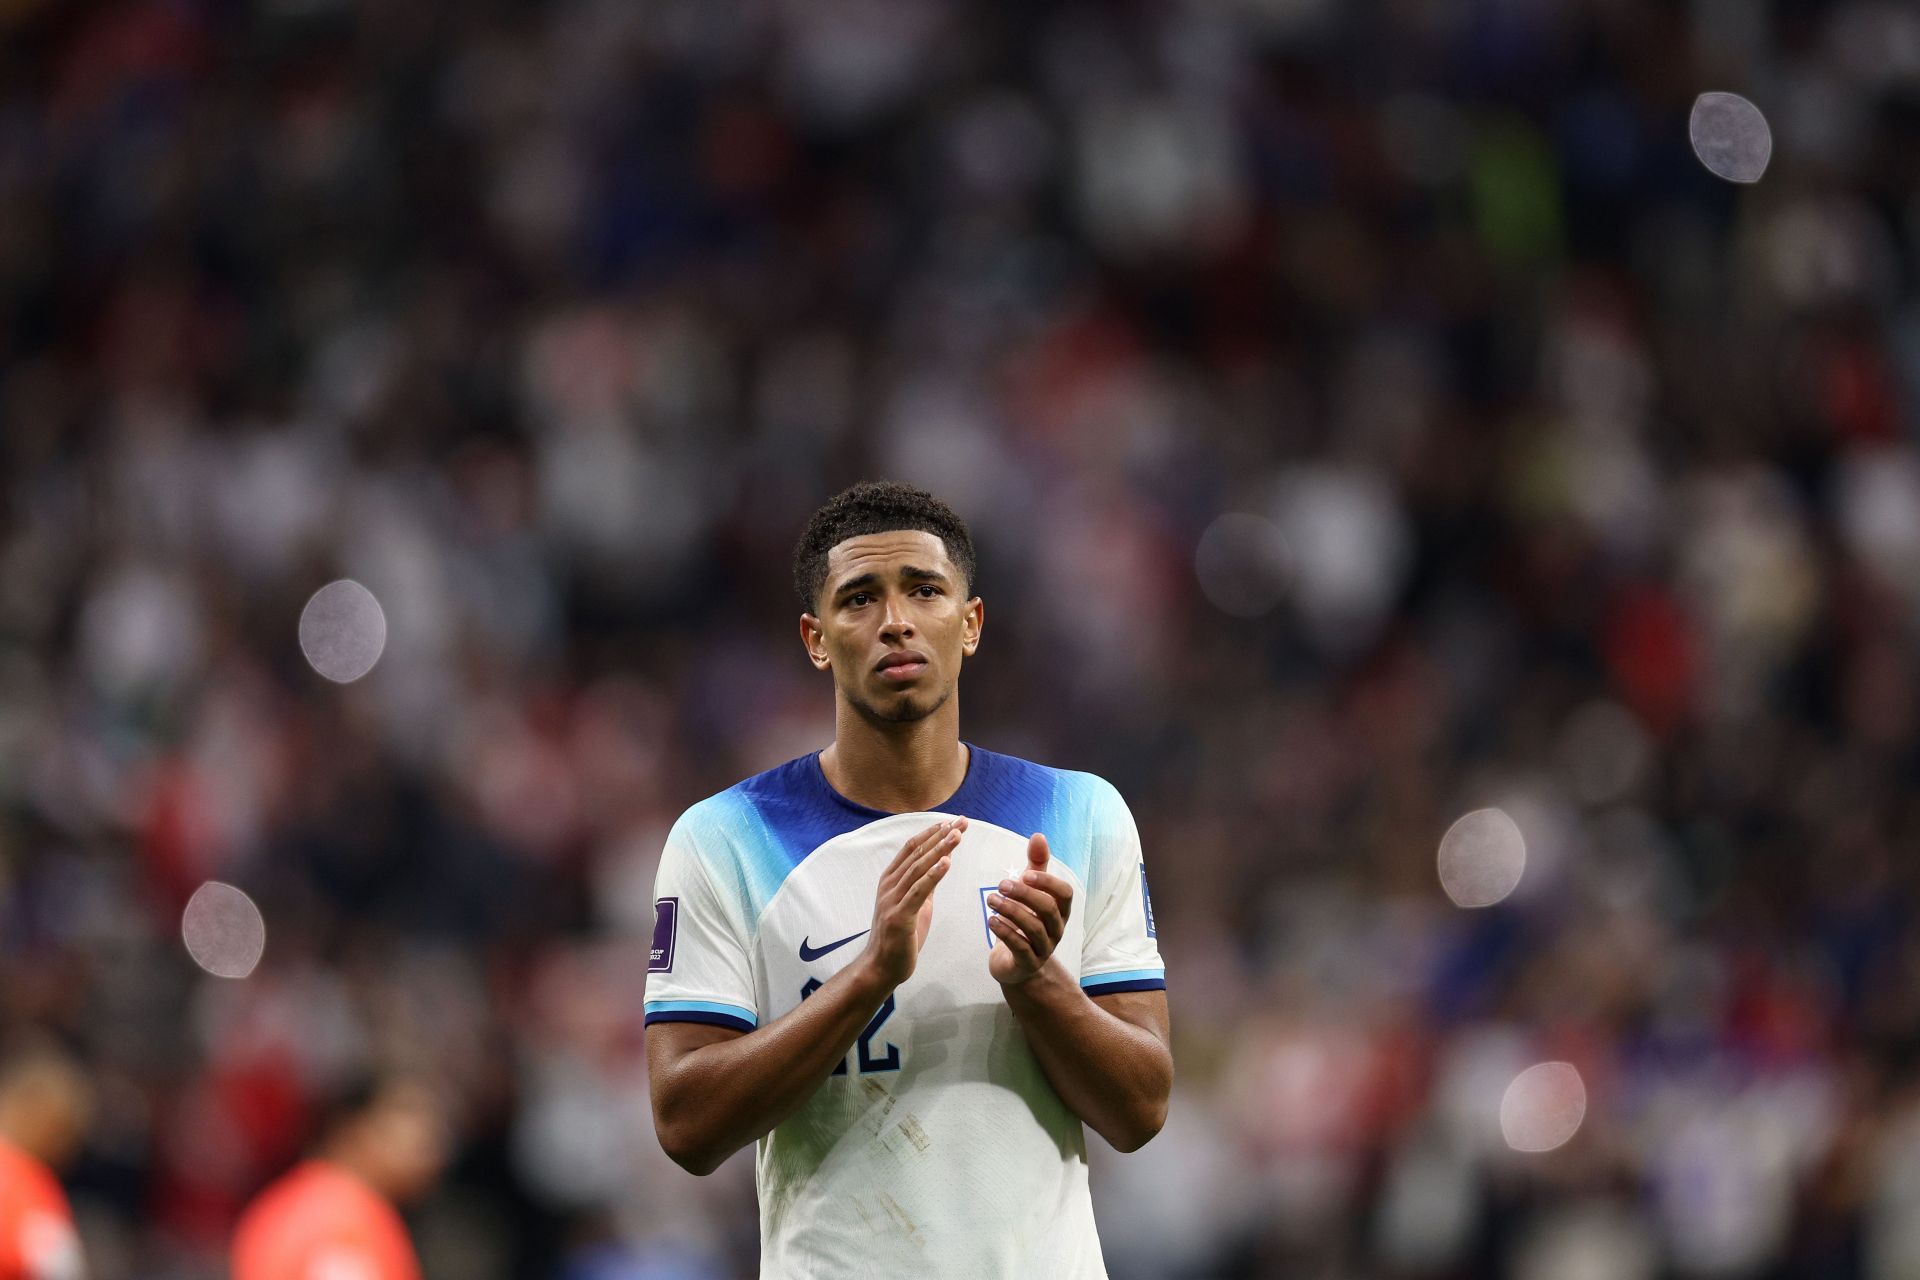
[644,742,1166,1279]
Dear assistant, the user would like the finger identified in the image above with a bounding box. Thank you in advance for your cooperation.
[987,892,1052,949]
[913,821,966,876]
[1027,832,1050,871]
[988,912,1039,961]
[995,882,1064,941]
[885,818,963,890]
[1016,871,1075,920]
[881,826,945,890]
[905,853,953,907]
[898,823,965,895]
[889,818,955,875]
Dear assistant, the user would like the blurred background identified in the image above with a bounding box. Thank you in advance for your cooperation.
[3,0,1920,1276]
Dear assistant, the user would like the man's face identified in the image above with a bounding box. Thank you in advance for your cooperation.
[802,530,982,725]
[362,1084,451,1204]
[13,1068,91,1169]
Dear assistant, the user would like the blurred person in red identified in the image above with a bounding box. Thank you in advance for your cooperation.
[0,1042,92,1280]
[231,1074,449,1280]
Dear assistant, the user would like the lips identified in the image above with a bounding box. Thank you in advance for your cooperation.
[875,651,929,681]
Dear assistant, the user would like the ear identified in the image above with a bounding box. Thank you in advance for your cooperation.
[799,614,831,671]
[961,596,984,657]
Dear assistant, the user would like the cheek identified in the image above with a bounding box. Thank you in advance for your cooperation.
[819,628,858,666]
[834,637,868,671]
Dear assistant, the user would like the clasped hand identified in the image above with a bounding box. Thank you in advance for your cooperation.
[861,821,1072,991]
[986,832,1073,986]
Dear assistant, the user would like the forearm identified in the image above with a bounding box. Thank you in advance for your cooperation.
[1003,963,1172,1152]
[651,961,892,1174]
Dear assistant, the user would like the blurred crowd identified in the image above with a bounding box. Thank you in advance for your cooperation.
[3,0,1920,1275]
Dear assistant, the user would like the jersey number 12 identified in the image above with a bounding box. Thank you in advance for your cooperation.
[800,979,901,1075]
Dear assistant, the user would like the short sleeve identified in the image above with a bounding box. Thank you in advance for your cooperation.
[1077,779,1166,996]
[642,814,759,1033]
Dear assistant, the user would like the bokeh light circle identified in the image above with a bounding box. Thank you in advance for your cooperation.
[1437,807,1527,908]
[1689,92,1772,184]
[181,882,266,980]
[1500,1061,1587,1153]
[298,580,388,683]
[1194,512,1293,618]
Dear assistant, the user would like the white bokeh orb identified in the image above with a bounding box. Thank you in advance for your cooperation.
[1501,1061,1588,1153]
[181,881,266,980]
[1437,807,1528,908]
[1689,92,1772,184]
[299,579,387,683]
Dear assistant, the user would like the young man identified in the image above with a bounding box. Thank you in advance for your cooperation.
[645,480,1172,1278]
[230,1075,449,1280]
[0,1045,91,1280]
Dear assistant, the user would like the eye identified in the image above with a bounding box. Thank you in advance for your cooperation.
[914,585,939,598]
[848,592,872,607]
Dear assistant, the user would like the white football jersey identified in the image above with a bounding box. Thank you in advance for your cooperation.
[644,742,1165,1279]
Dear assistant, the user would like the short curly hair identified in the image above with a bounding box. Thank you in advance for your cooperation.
[793,480,977,613]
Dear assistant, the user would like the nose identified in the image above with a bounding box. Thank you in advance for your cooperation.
[880,595,914,638]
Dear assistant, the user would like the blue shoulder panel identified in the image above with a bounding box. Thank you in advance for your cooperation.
[678,744,1117,921]
[678,755,872,922]
[963,750,1095,885]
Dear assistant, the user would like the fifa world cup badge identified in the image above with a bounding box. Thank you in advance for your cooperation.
[650,897,679,972]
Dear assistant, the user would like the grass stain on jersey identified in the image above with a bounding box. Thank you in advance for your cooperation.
[897,1114,932,1154]
[857,1077,897,1136]
[878,1191,925,1246]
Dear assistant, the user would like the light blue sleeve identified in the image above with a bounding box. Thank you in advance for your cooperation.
[643,805,759,1033]
[1076,775,1166,996]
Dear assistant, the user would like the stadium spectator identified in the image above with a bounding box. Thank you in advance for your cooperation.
[230,1076,448,1280]
[3,0,1920,1274]
[0,1044,90,1280]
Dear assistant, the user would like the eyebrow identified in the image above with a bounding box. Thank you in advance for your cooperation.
[831,566,951,599]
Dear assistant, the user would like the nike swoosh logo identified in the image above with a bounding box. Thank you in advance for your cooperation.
[798,929,870,962]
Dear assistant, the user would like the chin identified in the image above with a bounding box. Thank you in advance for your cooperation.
[877,697,933,724]
[853,684,944,725]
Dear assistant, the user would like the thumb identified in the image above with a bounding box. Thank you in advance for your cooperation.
[1027,832,1050,872]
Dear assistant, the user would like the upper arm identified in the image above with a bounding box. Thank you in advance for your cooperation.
[645,1018,747,1094]
[1090,987,1171,1051]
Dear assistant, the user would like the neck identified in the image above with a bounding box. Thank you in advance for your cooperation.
[0,1108,49,1166]
[820,697,968,814]
[318,1139,387,1200]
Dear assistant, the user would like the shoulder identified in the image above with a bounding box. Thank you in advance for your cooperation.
[667,754,814,848]
[966,747,1132,882]
[237,1162,328,1221]
[232,1164,315,1262]
[0,1142,68,1217]
[1049,768,1135,856]
[235,1177,411,1280]
[1053,765,1128,816]
[664,754,845,918]
[984,747,1127,822]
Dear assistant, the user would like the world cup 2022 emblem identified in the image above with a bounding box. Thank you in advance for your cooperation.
[650,897,679,972]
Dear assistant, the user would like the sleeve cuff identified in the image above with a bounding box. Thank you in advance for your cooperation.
[1080,968,1166,996]
[643,999,758,1033]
